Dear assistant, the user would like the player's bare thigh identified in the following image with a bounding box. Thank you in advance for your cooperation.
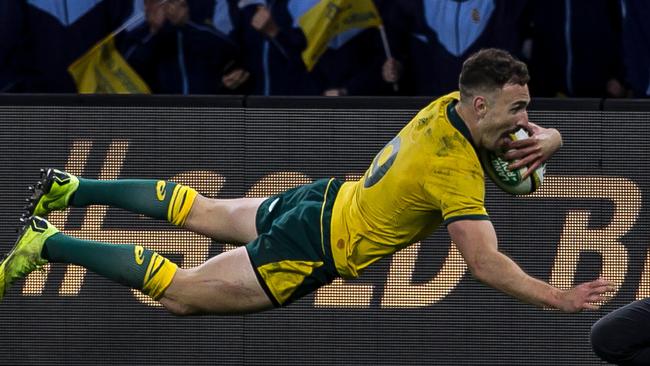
[159,246,273,315]
[183,195,267,244]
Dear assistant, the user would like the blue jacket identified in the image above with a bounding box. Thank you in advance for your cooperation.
[621,0,650,97]
[384,0,529,96]
[0,0,135,93]
[309,28,392,95]
[288,0,393,96]
[234,0,316,95]
[122,0,242,94]
[527,0,623,97]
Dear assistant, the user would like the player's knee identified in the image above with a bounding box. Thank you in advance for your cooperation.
[590,316,628,363]
[160,298,200,316]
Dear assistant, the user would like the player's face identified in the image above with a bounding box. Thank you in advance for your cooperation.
[479,83,531,152]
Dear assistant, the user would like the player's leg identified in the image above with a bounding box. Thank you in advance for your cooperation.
[182,195,266,244]
[158,246,273,315]
[26,168,196,225]
[0,216,273,313]
[591,298,650,364]
[163,178,344,313]
[25,168,264,244]
[1,216,178,302]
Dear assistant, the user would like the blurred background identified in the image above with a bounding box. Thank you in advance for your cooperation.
[1,0,646,98]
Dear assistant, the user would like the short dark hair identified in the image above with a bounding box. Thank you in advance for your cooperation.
[458,48,530,99]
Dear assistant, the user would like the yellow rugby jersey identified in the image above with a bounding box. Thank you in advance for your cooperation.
[330,91,488,279]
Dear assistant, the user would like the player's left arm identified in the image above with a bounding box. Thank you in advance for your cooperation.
[504,122,563,175]
[447,219,614,312]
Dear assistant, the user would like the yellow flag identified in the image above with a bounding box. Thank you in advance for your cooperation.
[68,35,150,94]
[299,0,382,71]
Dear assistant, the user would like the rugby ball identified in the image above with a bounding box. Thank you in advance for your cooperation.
[479,129,546,195]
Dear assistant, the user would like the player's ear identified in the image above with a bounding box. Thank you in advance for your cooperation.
[473,96,488,118]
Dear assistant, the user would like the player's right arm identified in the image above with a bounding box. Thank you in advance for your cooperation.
[447,219,614,312]
[503,122,563,175]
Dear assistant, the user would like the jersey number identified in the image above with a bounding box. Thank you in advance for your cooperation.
[364,136,401,188]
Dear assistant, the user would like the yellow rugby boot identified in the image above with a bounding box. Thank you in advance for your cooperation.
[25,168,79,217]
[0,216,58,302]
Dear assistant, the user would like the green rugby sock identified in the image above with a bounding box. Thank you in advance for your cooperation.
[71,178,197,226]
[42,233,177,300]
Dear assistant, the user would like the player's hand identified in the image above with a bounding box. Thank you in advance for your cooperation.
[606,78,628,98]
[251,6,279,38]
[556,278,616,313]
[324,88,348,96]
[503,122,562,178]
[382,57,402,83]
[145,0,188,33]
[222,68,250,90]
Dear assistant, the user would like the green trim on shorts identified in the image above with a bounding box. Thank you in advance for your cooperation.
[247,178,341,306]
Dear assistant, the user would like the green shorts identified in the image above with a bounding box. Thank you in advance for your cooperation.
[246,178,341,307]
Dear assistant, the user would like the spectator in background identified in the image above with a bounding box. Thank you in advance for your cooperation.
[620,0,650,98]
[526,0,626,98]
[235,0,316,95]
[381,0,530,96]
[0,0,136,93]
[122,0,249,94]
[288,0,395,96]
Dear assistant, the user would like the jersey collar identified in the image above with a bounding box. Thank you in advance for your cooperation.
[447,100,478,152]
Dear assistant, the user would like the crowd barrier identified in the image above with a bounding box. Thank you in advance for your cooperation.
[0,94,648,365]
